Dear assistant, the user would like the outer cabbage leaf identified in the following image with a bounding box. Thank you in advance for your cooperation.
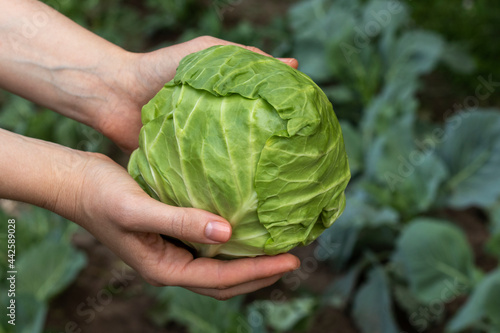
[129,45,350,257]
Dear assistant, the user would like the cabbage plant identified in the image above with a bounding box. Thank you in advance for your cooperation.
[128,45,350,258]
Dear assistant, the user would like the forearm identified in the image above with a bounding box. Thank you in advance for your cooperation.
[0,128,85,219]
[0,0,131,128]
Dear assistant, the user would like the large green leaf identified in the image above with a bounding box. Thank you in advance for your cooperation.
[386,30,445,83]
[361,79,419,145]
[437,110,500,208]
[14,294,47,333]
[248,298,316,332]
[447,269,500,332]
[352,266,400,333]
[148,287,244,333]
[364,119,448,216]
[489,203,500,234]
[323,260,365,308]
[392,218,476,304]
[0,293,47,333]
[340,121,363,175]
[289,0,358,81]
[0,206,83,333]
[17,240,86,301]
[486,203,500,259]
[317,191,398,269]
[440,43,476,74]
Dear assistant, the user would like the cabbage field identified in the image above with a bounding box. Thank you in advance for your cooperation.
[1,0,499,332]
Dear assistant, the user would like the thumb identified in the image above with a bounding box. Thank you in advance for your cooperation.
[121,195,232,244]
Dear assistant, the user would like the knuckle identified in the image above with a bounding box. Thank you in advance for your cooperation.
[111,195,139,230]
[214,264,231,290]
[171,208,189,238]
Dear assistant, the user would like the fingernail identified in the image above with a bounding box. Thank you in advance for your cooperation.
[294,258,301,269]
[205,221,231,243]
[278,58,299,68]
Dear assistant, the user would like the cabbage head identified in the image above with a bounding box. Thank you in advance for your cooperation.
[128,45,350,258]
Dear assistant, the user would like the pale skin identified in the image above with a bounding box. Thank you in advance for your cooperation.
[0,0,300,299]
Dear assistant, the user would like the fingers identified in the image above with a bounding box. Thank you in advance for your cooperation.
[139,241,300,299]
[115,207,300,299]
[187,273,285,300]
[241,45,272,57]
[233,44,299,69]
[188,36,299,69]
[168,253,300,289]
[79,153,299,301]
[117,192,232,244]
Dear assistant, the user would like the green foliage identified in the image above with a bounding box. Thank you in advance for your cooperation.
[410,0,500,104]
[1,0,498,331]
[17,241,86,301]
[43,0,199,51]
[436,110,500,208]
[148,286,317,333]
[363,119,448,217]
[248,298,317,332]
[316,191,399,270]
[147,287,246,333]
[447,269,500,333]
[352,266,399,333]
[486,204,500,261]
[288,0,474,123]
[392,218,477,303]
[12,295,47,333]
[283,0,499,332]
[323,260,366,308]
[0,205,86,333]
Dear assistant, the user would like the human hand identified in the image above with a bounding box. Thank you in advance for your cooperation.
[0,129,300,299]
[95,36,299,153]
[77,153,300,299]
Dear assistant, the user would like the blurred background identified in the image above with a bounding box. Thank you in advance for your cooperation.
[1,0,500,332]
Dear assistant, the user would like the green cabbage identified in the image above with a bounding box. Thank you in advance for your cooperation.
[128,45,350,258]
